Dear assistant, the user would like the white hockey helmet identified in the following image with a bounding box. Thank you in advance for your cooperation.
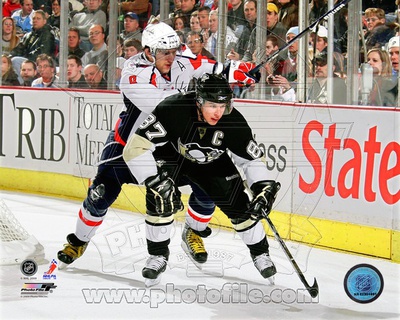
[142,22,181,56]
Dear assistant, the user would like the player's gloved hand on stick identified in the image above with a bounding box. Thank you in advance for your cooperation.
[247,180,281,219]
[223,60,260,86]
[145,171,183,216]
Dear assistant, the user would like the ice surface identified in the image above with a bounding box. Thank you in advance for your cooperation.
[1,190,399,320]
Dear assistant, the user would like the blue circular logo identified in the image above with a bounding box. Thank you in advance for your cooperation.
[344,264,384,303]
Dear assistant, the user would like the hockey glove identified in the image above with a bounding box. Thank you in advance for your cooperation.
[247,180,281,219]
[223,60,260,86]
[145,171,183,216]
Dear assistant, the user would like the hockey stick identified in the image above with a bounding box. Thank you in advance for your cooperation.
[248,0,352,78]
[262,209,319,298]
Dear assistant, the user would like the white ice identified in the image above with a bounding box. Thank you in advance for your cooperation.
[0,190,399,320]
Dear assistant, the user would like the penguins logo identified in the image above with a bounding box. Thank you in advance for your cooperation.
[178,139,223,164]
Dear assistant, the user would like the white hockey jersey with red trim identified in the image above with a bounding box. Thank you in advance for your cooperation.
[116,49,220,145]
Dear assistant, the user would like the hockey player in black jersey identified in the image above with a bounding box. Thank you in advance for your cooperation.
[123,73,280,286]
[57,22,258,268]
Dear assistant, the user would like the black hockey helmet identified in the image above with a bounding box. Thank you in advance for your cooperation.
[195,73,233,115]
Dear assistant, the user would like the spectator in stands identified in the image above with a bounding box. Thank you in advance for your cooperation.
[387,36,399,104]
[67,27,85,59]
[364,8,395,51]
[67,55,88,88]
[2,17,21,55]
[205,9,238,56]
[2,54,20,85]
[20,59,38,86]
[310,25,328,54]
[262,34,285,76]
[366,48,397,106]
[123,38,142,59]
[227,0,246,38]
[83,63,107,89]
[241,3,286,62]
[277,0,298,30]
[307,51,347,104]
[281,26,299,82]
[197,6,211,45]
[10,9,55,60]
[120,12,142,42]
[310,27,331,78]
[186,31,215,59]
[266,3,286,46]
[174,0,199,28]
[31,53,59,87]
[81,24,108,74]
[309,0,327,26]
[2,0,21,17]
[388,36,399,77]
[174,15,190,36]
[46,0,62,30]
[11,0,35,37]
[256,35,288,99]
[190,11,202,33]
[227,0,257,61]
[262,26,301,102]
[334,8,348,54]
[69,0,107,52]
[110,35,126,87]
[334,6,348,44]
[10,10,55,82]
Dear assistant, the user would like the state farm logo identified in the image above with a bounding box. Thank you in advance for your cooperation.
[299,121,399,204]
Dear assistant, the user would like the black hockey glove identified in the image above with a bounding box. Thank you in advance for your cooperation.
[145,171,183,216]
[247,180,281,219]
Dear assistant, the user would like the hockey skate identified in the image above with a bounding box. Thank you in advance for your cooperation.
[57,233,88,268]
[252,252,277,285]
[181,224,208,269]
[142,253,169,287]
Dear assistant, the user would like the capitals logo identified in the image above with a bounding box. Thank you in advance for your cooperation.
[43,259,57,280]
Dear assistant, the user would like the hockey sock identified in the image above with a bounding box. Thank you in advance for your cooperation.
[185,193,215,232]
[231,219,267,251]
[75,204,105,242]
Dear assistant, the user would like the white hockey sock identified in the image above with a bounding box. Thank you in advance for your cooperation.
[233,220,266,245]
[75,205,104,242]
[185,204,213,232]
[145,215,174,243]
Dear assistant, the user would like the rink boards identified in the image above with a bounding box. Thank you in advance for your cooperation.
[0,87,399,262]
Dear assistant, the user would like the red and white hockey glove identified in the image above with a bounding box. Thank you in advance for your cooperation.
[223,60,260,86]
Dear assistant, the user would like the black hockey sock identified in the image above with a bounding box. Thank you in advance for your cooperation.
[247,237,269,256]
[147,239,170,257]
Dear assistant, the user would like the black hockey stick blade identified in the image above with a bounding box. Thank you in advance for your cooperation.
[263,212,319,298]
[248,0,352,78]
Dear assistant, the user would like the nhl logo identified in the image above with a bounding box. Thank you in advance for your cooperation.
[20,259,38,277]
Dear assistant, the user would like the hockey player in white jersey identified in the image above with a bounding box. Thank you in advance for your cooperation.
[58,22,258,268]
[123,73,280,286]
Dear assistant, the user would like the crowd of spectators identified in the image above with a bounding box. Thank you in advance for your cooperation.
[1,0,399,106]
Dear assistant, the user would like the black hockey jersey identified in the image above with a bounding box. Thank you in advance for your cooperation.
[123,92,269,187]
